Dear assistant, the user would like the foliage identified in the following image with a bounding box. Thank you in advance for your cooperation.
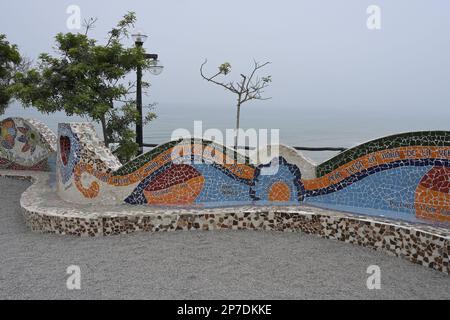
[0,34,22,114]
[12,12,156,163]
[218,62,231,75]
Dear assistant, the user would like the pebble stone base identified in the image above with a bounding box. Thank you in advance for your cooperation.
[2,170,449,275]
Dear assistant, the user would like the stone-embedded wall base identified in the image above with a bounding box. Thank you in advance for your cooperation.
[1,170,449,275]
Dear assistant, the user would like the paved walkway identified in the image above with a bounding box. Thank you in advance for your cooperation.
[0,178,449,299]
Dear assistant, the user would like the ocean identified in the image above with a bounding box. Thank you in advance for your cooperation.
[3,102,450,163]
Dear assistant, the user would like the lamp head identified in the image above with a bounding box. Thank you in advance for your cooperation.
[132,31,148,45]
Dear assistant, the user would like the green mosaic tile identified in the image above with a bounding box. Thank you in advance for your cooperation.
[112,138,253,177]
[316,131,450,177]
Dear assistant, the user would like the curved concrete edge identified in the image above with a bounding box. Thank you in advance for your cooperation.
[0,170,449,275]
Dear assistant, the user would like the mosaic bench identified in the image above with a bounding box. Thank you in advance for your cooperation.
[0,170,447,274]
[0,118,449,274]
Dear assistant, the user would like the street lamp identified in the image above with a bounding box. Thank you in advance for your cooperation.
[131,31,164,155]
[131,31,148,44]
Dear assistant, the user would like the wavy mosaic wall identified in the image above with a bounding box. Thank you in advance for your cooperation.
[0,117,56,171]
[304,132,450,223]
[55,122,450,224]
[56,122,304,206]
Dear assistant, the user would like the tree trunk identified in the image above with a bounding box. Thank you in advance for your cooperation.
[234,102,241,150]
[100,114,109,147]
[101,101,114,148]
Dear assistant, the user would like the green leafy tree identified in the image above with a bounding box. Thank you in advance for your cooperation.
[200,59,272,148]
[0,34,22,114]
[13,12,156,162]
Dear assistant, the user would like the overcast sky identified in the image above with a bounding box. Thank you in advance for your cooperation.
[1,0,450,114]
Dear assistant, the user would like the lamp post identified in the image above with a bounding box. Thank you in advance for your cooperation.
[131,31,163,155]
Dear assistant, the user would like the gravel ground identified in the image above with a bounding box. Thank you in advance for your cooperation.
[0,177,449,300]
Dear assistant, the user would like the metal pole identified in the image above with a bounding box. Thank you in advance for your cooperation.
[135,41,144,155]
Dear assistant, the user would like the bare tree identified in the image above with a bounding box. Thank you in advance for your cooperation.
[200,59,272,148]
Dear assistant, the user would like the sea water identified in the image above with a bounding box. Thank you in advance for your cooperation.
[4,102,450,163]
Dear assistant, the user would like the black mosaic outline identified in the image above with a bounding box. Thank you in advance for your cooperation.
[306,158,450,197]
[124,154,257,205]
[251,156,305,202]
[316,131,450,177]
[113,138,254,177]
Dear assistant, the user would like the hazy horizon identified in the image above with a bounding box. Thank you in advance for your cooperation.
[1,0,450,163]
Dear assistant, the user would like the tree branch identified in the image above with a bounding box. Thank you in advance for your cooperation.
[200,58,272,105]
[200,59,239,94]
[83,17,98,36]
[243,60,270,102]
